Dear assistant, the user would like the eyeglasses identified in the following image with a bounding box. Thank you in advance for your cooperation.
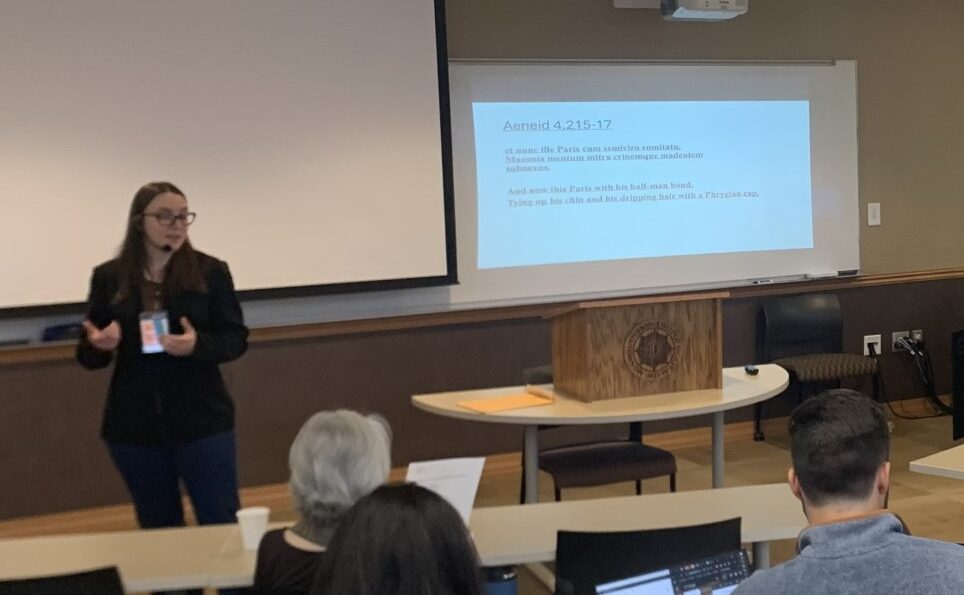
[143,211,197,226]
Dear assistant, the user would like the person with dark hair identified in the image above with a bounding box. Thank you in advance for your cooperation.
[734,389,964,594]
[311,483,484,595]
[77,182,248,594]
[254,410,392,595]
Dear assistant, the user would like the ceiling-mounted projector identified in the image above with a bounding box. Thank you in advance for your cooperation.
[660,0,748,21]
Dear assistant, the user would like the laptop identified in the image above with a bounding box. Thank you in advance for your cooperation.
[595,550,751,595]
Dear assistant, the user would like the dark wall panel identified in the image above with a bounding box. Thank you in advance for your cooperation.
[231,318,554,488]
[0,363,129,515]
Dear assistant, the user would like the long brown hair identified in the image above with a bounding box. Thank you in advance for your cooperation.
[114,181,206,303]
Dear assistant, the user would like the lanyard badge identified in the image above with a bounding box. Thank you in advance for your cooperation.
[139,310,170,354]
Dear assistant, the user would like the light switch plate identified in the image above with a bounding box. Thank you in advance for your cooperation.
[868,202,881,226]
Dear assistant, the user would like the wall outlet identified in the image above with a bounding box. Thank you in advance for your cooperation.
[863,334,882,356]
[892,331,910,351]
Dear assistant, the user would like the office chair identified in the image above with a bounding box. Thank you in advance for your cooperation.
[753,293,879,441]
[520,365,676,503]
[0,566,125,595]
[554,517,742,595]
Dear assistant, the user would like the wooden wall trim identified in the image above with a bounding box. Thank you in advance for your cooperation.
[0,342,75,365]
[4,267,964,366]
[726,268,964,298]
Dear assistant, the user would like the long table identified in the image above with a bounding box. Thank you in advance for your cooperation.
[470,483,804,572]
[0,483,805,590]
[413,365,789,501]
[909,443,964,480]
[0,523,235,592]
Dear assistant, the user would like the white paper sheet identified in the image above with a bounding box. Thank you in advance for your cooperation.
[405,457,485,524]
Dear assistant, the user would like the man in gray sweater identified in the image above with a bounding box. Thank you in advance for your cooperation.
[734,389,964,595]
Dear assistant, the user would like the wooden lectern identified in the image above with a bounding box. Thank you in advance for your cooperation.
[549,292,727,402]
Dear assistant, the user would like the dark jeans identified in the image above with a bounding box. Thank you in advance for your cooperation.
[108,431,244,595]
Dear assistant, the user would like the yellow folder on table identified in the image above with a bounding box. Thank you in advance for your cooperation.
[458,386,555,413]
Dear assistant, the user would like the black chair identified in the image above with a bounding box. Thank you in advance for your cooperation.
[554,517,742,595]
[0,567,125,595]
[753,293,880,441]
[520,365,676,503]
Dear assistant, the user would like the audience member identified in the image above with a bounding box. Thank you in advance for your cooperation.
[311,483,484,595]
[734,389,964,594]
[254,410,391,595]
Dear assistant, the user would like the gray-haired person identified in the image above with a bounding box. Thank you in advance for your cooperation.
[253,410,391,595]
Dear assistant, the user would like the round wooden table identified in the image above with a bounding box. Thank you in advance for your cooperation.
[412,364,788,502]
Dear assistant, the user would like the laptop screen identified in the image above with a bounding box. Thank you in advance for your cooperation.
[595,550,750,595]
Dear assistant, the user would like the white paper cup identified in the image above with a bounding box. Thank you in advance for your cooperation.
[236,506,270,551]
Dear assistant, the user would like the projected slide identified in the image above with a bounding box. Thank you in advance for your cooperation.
[473,101,813,269]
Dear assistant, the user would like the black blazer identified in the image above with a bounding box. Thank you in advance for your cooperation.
[77,251,249,445]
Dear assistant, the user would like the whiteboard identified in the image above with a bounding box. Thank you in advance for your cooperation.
[445,60,859,307]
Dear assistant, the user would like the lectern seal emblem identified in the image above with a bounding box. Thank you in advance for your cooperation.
[623,320,680,379]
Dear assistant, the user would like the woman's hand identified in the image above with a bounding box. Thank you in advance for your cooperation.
[161,316,198,357]
[82,320,121,351]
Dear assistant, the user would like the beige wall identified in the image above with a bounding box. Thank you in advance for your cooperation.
[445,0,964,274]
